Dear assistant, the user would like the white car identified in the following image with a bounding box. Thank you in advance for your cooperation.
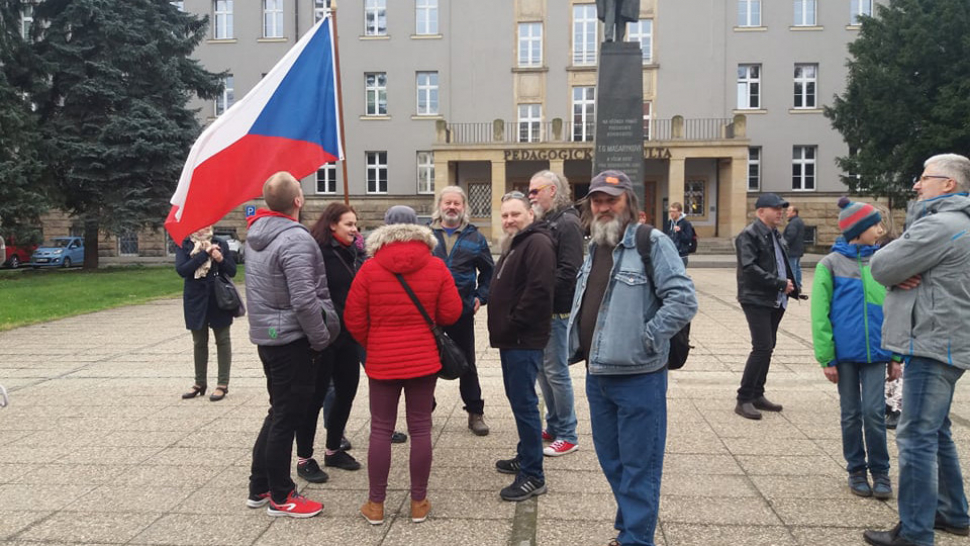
[213,230,244,264]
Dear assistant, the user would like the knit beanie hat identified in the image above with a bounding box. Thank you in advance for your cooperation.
[838,196,882,241]
[384,205,419,225]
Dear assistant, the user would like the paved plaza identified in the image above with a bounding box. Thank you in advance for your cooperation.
[2,268,970,546]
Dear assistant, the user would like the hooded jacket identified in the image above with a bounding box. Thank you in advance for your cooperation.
[244,211,340,350]
[811,239,891,367]
[871,193,970,369]
[344,223,462,380]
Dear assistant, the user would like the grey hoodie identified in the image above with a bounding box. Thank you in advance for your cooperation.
[871,194,970,368]
[244,215,340,350]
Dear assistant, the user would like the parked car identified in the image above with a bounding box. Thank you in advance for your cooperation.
[213,228,244,264]
[1,235,38,269]
[30,237,84,268]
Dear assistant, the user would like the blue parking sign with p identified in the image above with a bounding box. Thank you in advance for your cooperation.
[245,206,256,218]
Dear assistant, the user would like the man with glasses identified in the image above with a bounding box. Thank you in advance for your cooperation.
[864,154,970,546]
[528,171,583,457]
[490,191,556,502]
[663,202,694,268]
[430,186,494,436]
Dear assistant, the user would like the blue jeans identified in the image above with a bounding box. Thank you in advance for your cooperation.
[897,357,968,546]
[587,370,667,546]
[836,362,890,475]
[500,349,544,481]
[788,256,802,289]
[537,316,578,444]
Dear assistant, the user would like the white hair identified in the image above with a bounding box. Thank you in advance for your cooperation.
[925,154,970,193]
[431,185,472,224]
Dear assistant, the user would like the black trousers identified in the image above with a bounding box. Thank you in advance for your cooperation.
[250,337,316,503]
[295,336,360,456]
[443,311,484,414]
[737,304,786,403]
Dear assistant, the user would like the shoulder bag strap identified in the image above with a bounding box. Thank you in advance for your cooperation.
[394,273,436,329]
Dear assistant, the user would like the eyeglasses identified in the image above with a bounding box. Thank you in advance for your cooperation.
[502,191,526,202]
[918,174,951,183]
[528,184,553,197]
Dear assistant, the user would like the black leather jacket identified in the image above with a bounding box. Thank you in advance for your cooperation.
[736,219,800,307]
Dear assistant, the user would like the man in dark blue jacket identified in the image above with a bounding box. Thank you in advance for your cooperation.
[663,202,694,267]
[430,186,494,435]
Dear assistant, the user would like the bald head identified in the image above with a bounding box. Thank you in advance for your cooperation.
[263,172,303,215]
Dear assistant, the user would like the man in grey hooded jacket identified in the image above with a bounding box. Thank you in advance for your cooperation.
[244,172,340,519]
[864,154,970,546]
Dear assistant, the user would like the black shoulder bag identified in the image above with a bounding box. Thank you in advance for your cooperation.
[213,262,246,318]
[394,273,468,380]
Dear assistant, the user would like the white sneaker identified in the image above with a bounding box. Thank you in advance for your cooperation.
[543,439,579,457]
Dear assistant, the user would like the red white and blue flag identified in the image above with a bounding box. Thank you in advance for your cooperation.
[165,14,343,243]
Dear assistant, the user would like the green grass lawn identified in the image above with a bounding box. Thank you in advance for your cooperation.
[0,265,244,331]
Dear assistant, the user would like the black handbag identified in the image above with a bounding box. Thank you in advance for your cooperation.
[394,273,468,380]
[213,269,246,317]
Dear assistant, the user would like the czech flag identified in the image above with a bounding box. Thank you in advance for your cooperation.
[165,14,343,243]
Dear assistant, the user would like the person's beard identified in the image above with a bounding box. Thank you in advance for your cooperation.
[532,203,547,220]
[498,227,520,254]
[442,210,461,225]
[591,213,623,247]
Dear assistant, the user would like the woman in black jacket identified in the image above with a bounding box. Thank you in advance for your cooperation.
[175,226,236,402]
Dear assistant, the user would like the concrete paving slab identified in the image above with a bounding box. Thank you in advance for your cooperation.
[659,496,783,526]
[0,510,52,540]
[14,511,159,543]
[661,523,796,546]
[131,513,271,545]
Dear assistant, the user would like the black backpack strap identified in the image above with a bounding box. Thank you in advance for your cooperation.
[635,223,655,283]
[395,273,436,329]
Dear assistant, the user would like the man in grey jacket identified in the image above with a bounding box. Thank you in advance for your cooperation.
[244,172,340,519]
[864,154,970,546]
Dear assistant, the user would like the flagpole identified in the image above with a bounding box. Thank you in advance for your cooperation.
[330,6,351,206]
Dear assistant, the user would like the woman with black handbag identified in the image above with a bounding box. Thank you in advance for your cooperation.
[175,225,236,402]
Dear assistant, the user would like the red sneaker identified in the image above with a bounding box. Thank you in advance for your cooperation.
[542,430,554,442]
[267,490,323,518]
[543,439,579,457]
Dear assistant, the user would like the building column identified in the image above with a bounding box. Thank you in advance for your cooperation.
[549,158,565,177]
[668,157,686,209]
[490,160,507,242]
[727,152,749,237]
[433,156,452,197]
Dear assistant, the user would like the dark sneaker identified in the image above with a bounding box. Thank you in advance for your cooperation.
[468,413,490,436]
[752,396,783,412]
[340,436,352,451]
[267,490,323,518]
[391,431,408,443]
[495,456,521,475]
[247,491,271,509]
[297,458,329,483]
[734,401,762,420]
[500,474,547,502]
[885,410,900,430]
[872,474,892,500]
[935,513,970,536]
[849,471,872,497]
[325,450,362,471]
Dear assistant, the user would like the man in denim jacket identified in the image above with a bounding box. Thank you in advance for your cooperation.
[567,170,697,546]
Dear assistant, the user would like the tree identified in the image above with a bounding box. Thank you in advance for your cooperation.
[28,0,222,268]
[825,0,970,217]
[0,0,48,244]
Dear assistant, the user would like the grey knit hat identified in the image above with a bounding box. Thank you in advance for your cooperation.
[383,205,419,225]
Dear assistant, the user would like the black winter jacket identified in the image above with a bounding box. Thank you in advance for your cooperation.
[320,238,362,347]
[175,238,237,331]
[736,219,800,307]
[540,207,584,314]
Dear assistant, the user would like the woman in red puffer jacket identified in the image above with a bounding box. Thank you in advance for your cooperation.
[344,216,462,526]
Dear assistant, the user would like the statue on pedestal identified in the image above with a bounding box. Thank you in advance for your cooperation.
[596,0,641,42]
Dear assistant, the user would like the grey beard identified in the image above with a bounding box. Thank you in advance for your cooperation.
[532,203,546,220]
[591,216,623,247]
[498,232,515,254]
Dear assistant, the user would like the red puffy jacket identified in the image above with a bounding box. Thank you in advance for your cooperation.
[344,224,462,380]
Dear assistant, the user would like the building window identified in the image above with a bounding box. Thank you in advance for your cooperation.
[850,0,872,25]
[416,72,438,115]
[214,0,233,39]
[263,0,284,38]
[215,75,234,116]
[316,163,337,194]
[794,64,817,109]
[365,72,387,116]
[518,104,542,143]
[118,232,139,257]
[643,101,653,140]
[20,3,33,39]
[748,147,761,191]
[572,87,595,142]
[468,183,491,217]
[364,0,387,36]
[572,4,597,66]
[792,145,817,191]
[417,152,434,194]
[738,0,761,26]
[794,0,816,26]
[314,0,330,22]
[170,1,185,12]
[415,0,438,35]
[685,180,706,217]
[626,19,653,64]
[518,22,542,68]
[366,151,388,194]
[737,64,761,109]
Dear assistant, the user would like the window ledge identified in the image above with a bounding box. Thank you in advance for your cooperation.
[411,114,443,120]
[512,66,549,73]
[846,24,862,30]
[789,108,823,114]
[360,34,390,40]
[789,25,824,31]
[642,62,659,69]
[360,115,392,121]
[410,34,443,40]
[566,65,598,72]
[257,37,288,43]
[733,109,767,115]
[734,26,767,32]
[207,38,237,44]
[791,188,817,192]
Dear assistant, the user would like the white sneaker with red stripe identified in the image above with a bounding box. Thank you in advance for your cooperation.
[267,490,323,518]
[543,439,579,457]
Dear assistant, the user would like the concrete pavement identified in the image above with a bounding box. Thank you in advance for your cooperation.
[2,267,970,545]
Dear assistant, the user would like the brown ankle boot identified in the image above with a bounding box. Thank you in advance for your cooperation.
[411,498,431,523]
[360,500,384,525]
[468,413,489,436]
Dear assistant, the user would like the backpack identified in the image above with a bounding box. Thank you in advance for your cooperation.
[635,224,693,370]
[688,225,698,254]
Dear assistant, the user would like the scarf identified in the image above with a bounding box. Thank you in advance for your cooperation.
[189,227,214,279]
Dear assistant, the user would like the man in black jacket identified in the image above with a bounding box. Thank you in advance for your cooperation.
[529,170,583,456]
[488,191,556,502]
[735,193,800,420]
[663,202,694,267]
[782,206,806,290]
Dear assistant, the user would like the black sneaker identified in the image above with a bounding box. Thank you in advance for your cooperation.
[500,474,547,502]
[340,436,352,451]
[297,458,329,483]
[391,431,408,443]
[325,450,362,471]
[495,456,521,475]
